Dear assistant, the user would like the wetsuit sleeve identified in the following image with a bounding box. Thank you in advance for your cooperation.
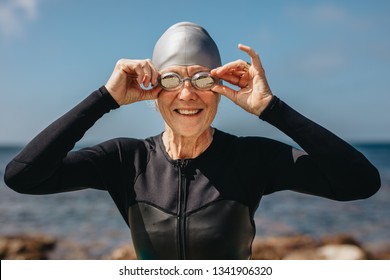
[259,96,381,201]
[4,87,121,194]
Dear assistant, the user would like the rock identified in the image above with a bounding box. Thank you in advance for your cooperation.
[371,250,390,260]
[251,240,283,260]
[316,244,367,260]
[283,248,325,260]
[364,242,390,260]
[48,239,91,260]
[106,244,137,260]
[0,238,9,258]
[320,234,362,246]
[283,244,368,260]
[251,235,318,260]
[2,233,387,260]
[0,234,56,260]
[253,234,371,260]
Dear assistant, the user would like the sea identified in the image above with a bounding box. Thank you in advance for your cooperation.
[1,143,389,258]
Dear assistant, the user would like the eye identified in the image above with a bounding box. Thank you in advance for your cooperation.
[160,73,181,89]
[192,72,215,89]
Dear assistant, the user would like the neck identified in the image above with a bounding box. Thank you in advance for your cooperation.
[162,127,215,160]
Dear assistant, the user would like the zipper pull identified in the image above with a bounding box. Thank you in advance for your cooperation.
[178,159,188,169]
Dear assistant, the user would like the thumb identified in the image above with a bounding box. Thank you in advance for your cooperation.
[211,84,237,102]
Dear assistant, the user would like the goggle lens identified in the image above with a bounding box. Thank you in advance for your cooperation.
[160,74,181,89]
[193,73,215,89]
[159,72,217,91]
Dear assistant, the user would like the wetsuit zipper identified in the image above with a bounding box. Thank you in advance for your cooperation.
[177,159,188,260]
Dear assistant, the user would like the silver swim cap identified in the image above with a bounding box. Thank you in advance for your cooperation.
[152,22,221,70]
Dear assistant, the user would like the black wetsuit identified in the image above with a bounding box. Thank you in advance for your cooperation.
[4,87,380,259]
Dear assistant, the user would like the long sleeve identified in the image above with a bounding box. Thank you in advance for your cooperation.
[4,86,120,194]
[259,96,381,201]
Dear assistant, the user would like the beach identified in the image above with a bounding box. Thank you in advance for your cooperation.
[1,144,389,259]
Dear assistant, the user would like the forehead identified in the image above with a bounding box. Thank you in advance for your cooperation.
[160,65,210,75]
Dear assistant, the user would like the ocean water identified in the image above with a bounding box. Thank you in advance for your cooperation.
[1,144,389,257]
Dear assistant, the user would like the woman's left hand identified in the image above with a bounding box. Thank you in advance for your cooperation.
[210,44,273,116]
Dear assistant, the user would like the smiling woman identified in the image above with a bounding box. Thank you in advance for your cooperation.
[4,21,381,260]
[156,65,221,158]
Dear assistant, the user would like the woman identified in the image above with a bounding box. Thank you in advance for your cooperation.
[4,22,380,259]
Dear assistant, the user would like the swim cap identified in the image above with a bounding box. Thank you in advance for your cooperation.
[152,22,222,70]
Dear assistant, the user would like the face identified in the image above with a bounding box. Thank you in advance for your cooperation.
[156,65,220,138]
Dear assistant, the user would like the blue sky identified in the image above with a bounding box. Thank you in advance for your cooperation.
[0,0,389,145]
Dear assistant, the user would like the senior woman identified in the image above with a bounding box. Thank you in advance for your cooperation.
[4,22,380,259]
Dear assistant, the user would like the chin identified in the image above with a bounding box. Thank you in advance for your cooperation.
[172,126,210,138]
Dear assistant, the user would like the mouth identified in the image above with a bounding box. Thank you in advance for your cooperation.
[174,109,203,116]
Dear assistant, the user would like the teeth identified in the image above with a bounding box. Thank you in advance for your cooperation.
[177,109,201,115]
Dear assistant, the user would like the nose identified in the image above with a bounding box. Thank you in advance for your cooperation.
[178,80,198,100]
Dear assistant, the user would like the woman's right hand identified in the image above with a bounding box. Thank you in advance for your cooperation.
[105,59,162,106]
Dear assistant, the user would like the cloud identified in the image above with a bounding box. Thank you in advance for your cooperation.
[275,46,349,80]
[286,2,371,29]
[297,47,348,75]
[0,0,40,38]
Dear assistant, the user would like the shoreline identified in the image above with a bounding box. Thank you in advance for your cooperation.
[1,232,389,260]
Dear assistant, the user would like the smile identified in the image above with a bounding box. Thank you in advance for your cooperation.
[175,109,202,116]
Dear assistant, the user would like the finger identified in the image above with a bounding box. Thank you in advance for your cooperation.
[116,59,138,77]
[210,67,220,76]
[210,59,250,78]
[147,60,159,86]
[212,60,248,76]
[128,78,143,92]
[211,84,238,102]
[133,64,145,85]
[143,85,162,100]
[216,73,241,86]
[141,61,152,88]
[238,43,263,70]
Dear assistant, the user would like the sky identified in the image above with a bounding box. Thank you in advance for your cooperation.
[0,0,389,146]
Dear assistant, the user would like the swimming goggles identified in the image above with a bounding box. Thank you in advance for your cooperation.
[158,72,218,91]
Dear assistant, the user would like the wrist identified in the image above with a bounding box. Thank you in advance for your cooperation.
[258,95,279,119]
[100,86,121,108]
[253,93,274,116]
